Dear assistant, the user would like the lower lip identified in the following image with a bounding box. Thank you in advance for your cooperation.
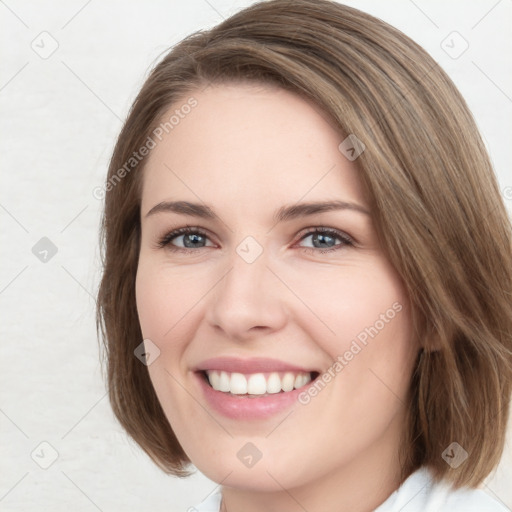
[195,372,309,420]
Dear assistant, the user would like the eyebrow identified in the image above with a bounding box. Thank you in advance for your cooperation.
[144,200,370,222]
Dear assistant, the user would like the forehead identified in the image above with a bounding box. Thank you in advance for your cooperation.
[140,83,368,217]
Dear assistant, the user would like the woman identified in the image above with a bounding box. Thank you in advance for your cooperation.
[96,1,512,510]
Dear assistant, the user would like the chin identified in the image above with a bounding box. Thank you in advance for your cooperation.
[189,445,316,493]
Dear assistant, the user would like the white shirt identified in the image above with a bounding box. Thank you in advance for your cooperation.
[192,466,509,511]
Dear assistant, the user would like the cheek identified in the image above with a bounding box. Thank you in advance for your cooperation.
[135,261,201,344]
[135,261,206,429]
[282,259,408,346]
[289,260,415,413]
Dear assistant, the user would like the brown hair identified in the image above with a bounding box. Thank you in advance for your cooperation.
[96,0,512,488]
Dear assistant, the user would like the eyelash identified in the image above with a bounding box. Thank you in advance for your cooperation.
[155,225,354,255]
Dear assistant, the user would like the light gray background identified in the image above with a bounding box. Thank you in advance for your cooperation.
[1,1,511,511]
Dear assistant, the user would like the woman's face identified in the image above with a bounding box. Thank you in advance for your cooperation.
[136,83,419,493]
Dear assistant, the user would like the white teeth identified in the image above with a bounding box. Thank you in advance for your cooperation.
[230,372,248,394]
[266,372,282,394]
[205,370,313,395]
[281,372,295,392]
[218,371,230,392]
[247,373,267,394]
[294,373,309,388]
[209,370,221,390]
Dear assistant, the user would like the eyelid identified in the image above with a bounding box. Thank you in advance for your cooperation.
[295,225,355,243]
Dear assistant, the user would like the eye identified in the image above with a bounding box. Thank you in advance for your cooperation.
[296,227,354,254]
[156,226,214,252]
[156,225,354,256]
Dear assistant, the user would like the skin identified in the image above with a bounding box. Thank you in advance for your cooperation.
[135,82,420,512]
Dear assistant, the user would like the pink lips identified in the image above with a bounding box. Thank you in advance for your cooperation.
[193,357,318,420]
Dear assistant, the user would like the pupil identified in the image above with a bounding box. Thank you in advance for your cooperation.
[314,233,334,248]
[184,234,204,248]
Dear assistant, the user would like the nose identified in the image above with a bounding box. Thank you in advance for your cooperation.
[205,246,288,342]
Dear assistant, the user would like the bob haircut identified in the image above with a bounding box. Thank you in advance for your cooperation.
[96,0,512,489]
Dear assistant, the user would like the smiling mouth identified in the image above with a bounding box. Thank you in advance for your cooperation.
[199,370,320,397]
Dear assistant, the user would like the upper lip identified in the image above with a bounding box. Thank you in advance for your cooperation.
[195,357,317,374]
